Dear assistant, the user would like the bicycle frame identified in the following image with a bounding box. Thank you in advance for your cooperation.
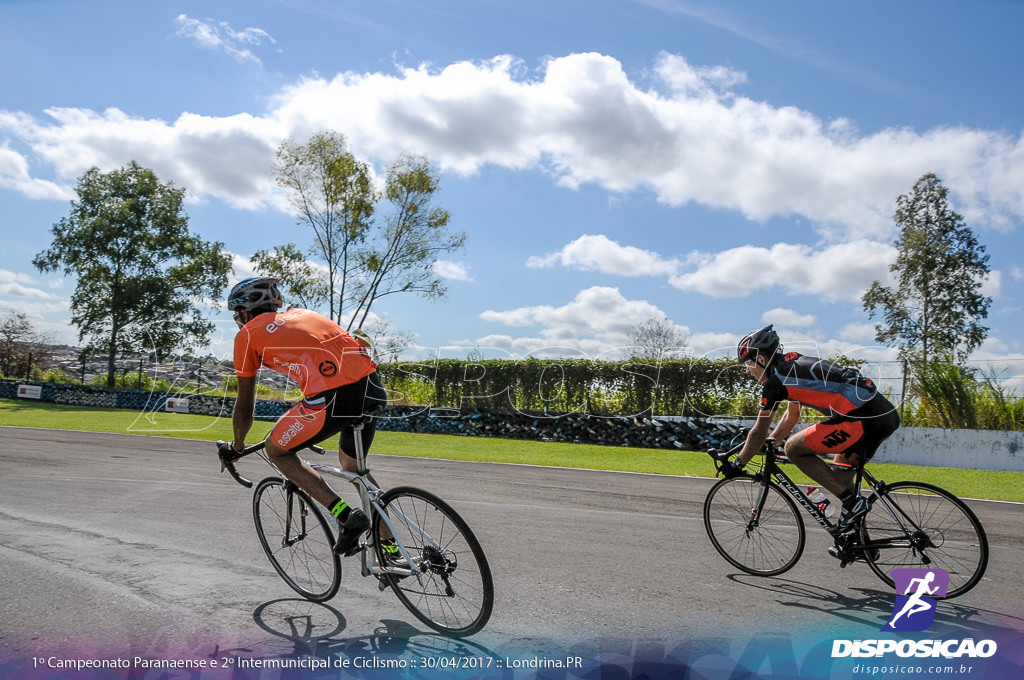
[221,420,448,583]
[854,468,937,557]
[744,445,928,549]
[749,446,839,534]
[304,457,431,582]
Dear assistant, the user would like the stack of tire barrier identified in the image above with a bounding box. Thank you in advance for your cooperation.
[376,406,747,452]
[0,379,291,420]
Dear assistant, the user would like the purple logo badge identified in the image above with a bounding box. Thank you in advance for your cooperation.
[882,568,950,632]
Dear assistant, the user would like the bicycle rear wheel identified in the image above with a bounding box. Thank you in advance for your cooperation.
[860,481,988,599]
[703,477,806,576]
[253,477,341,602]
[373,486,493,637]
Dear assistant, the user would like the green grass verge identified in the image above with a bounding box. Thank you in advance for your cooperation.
[1,398,1021,503]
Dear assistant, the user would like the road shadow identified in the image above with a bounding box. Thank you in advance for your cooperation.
[725,572,1020,636]
[209,598,500,669]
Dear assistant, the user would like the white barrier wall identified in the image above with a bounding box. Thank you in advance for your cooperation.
[881,427,1024,472]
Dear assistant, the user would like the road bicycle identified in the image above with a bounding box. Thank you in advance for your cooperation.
[216,415,494,637]
[703,440,988,598]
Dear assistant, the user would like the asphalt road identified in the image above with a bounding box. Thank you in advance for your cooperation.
[2,426,1022,669]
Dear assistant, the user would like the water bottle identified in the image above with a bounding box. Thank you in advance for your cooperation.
[807,486,835,518]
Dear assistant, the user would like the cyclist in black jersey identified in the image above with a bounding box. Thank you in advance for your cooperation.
[723,325,900,530]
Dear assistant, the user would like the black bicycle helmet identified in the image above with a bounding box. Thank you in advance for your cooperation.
[737,324,780,363]
[227,277,283,313]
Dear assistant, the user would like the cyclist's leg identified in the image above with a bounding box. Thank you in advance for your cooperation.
[827,454,859,495]
[335,371,387,485]
[333,372,392,543]
[784,420,864,497]
[266,399,345,509]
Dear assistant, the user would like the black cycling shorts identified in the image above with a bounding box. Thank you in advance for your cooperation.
[268,371,387,457]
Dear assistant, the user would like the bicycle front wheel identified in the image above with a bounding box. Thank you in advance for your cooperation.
[373,486,493,637]
[703,477,806,576]
[253,477,341,602]
[860,482,988,598]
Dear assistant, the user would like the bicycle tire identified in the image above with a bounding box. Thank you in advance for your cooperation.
[703,476,806,576]
[860,481,988,599]
[372,486,493,637]
[252,477,341,602]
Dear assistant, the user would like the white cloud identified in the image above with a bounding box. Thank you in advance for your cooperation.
[0,140,72,200]
[479,285,681,356]
[838,322,881,344]
[526,234,679,276]
[433,260,474,281]
[0,107,285,210]
[0,270,64,304]
[981,269,1002,299]
[174,15,277,65]
[763,307,815,327]
[0,282,60,300]
[2,51,1022,237]
[670,239,897,300]
[228,252,260,284]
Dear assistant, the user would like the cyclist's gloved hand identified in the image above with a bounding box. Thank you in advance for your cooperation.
[719,459,745,479]
[217,440,242,464]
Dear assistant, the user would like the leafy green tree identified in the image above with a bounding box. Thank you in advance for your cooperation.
[33,162,231,386]
[862,173,991,364]
[348,153,466,330]
[273,131,376,324]
[270,133,465,334]
[251,243,330,311]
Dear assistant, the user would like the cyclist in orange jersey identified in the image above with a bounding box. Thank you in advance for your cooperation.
[219,277,387,556]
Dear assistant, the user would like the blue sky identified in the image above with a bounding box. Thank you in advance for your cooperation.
[2,0,1023,366]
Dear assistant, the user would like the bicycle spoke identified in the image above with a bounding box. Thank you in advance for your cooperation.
[861,482,988,598]
[374,486,493,637]
[253,478,341,602]
[704,477,805,576]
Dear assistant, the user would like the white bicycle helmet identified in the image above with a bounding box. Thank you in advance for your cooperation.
[227,277,283,313]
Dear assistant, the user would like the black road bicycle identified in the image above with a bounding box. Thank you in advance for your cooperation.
[703,441,988,598]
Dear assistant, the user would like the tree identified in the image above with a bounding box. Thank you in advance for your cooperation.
[0,311,49,378]
[251,243,330,311]
[273,131,376,324]
[628,316,689,360]
[33,162,231,386]
[359,317,415,362]
[348,153,466,330]
[862,173,991,365]
[271,133,466,332]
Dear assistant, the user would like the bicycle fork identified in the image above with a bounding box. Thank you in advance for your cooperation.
[281,480,310,548]
[745,479,771,535]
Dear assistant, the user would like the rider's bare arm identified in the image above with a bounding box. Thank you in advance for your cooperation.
[232,375,257,452]
[769,401,801,442]
[737,409,774,466]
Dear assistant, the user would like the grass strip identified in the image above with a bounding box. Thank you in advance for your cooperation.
[1,398,1021,502]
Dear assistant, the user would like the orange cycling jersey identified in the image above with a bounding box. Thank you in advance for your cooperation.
[233,308,376,397]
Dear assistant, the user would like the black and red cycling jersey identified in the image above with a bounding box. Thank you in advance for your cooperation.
[759,352,880,418]
[760,352,899,459]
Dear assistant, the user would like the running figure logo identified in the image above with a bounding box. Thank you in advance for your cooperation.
[883,568,950,632]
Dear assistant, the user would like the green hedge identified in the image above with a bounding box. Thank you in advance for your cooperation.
[378,357,757,417]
